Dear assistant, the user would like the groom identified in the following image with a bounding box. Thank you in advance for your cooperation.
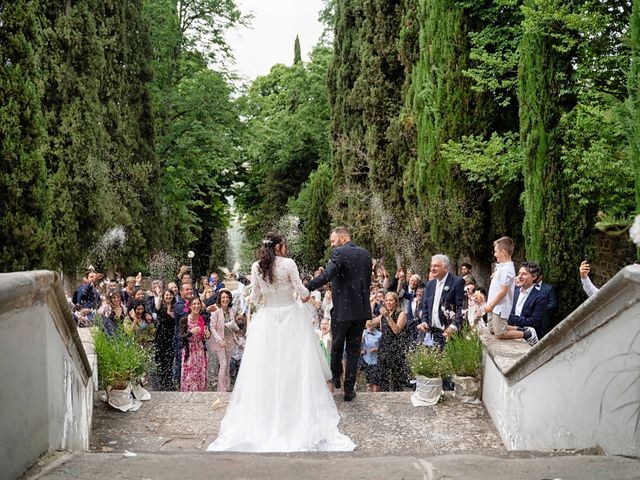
[306,227,372,401]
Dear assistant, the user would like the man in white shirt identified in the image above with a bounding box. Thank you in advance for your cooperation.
[499,261,547,346]
[417,254,465,349]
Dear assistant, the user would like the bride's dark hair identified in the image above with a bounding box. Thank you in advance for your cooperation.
[257,232,286,283]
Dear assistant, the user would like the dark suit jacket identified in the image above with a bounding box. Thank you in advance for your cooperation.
[419,274,465,331]
[306,241,372,322]
[405,294,425,342]
[508,287,547,332]
[535,282,558,338]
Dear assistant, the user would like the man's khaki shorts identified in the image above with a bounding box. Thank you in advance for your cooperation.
[489,312,508,336]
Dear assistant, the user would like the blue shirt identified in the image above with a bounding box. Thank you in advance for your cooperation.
[362,328,382,365]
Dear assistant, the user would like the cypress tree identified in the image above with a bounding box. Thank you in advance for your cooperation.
[294,35,302,64]
[329,0,369,244]
[518,0,583,317]
[402,0,488,260]
[0,0,51,271]
[40,0,113,274]
[97,0,160,269]
[629,0,640,216]
[329,0,406,256]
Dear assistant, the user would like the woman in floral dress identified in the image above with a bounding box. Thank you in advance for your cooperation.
[179,297,208,391]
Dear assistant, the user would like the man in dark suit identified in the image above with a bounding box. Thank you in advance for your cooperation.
[533,269,558,338]
[405,283,425,345]
[306,227,372,401]
[417,254,465,350]
[500,261,548,346]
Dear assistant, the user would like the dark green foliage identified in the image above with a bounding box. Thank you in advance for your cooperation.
[294,35,302,64]
[38,0,159,274]
[402,1,490,261]
[329,0,408,258]
[518,0,586,318]
[0,0,52,271]
[629,0,640,215]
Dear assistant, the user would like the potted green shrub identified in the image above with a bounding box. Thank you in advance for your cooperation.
[92,321,153,411]
[446,328,483,403]
[407,346,451,406]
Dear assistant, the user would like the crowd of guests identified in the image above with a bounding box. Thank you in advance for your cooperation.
[71,234,598,395]
[70,267,249,393]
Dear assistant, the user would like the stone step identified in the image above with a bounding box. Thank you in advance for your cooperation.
[26,450,640,480]
[90,391,504,455]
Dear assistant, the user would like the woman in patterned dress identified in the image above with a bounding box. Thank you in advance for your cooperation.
[179,297,208,391]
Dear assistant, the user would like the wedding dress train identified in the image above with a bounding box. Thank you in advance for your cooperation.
[207,256,355,452]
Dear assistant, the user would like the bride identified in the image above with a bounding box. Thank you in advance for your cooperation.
[207,232,355,452]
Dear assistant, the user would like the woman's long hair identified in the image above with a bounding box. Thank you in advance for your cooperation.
[256,232,285,283]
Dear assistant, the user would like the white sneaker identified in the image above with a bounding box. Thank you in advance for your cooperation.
[525,327,538,346]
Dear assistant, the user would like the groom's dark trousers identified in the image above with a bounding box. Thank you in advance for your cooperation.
[306,240,372,395]
[331,318,367,391]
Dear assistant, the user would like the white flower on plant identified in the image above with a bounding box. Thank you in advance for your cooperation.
[630,214,640,246]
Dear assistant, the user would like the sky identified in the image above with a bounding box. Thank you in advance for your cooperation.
[226,0,326,82]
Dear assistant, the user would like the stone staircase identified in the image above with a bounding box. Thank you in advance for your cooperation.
[88,391,503,455]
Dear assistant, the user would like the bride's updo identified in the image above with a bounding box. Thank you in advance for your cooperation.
[257,232,286,283]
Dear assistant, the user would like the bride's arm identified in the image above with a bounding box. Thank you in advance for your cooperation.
[287,259,310,299]
[250,262,261,305]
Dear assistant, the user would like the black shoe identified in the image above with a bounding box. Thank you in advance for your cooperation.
[333,379,342,389]
[344,390,356,402]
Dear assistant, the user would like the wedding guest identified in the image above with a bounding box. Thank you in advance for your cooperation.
[460,262,477,285]
[229,322,246,382]
[124,300,150,338]
[579,261,599,297]
[208,289,238,392]
[468,289,487,328]
[417,254,465,349]
[533,268,558,338]
[371,292,410,392]
[321,285,333,321]
[317,318,332,366]
[361,322,381,392]
[155,289,177,390]
[179,297,209,391]
[484,237,516,338]
[121,276,137,305]
[499,262,546,346]
[98,289,126,335]
[405,283,425,345]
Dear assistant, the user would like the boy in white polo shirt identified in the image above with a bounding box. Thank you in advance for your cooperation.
[484,236,516,337]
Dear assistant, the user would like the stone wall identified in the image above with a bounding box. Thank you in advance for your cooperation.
[0,271,94,480]
[592,230,637,287]
[482,265,640,455]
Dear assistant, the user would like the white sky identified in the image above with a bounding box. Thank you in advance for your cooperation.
[227,0,325,82]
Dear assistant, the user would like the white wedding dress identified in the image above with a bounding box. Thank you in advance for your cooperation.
[207,256,355,452]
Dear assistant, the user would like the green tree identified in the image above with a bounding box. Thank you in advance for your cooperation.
[294,35,302,64]
[0,0,52,271]
[629,0,640,215]
[145,0,245,270]
[236,45,332,247]
[288,162,334,270]
[402,0,490,261]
